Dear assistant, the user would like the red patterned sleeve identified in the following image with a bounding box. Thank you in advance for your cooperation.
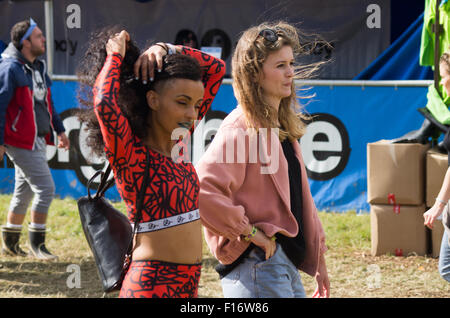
[93,53,134,169]
[180,47,226,123]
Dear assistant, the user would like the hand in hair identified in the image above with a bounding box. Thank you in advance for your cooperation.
[106,30,130,58]
[133,43,170,84]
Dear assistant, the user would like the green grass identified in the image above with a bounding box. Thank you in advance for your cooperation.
[0,195,449,298]
[319,211,371,250]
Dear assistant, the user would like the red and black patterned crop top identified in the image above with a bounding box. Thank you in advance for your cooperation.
[93,47,225,230]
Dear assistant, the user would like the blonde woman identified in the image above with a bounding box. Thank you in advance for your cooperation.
[196,21,330,298]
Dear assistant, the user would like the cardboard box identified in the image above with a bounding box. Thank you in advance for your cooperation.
[426,148,448,208]
[431,221,445,258]
[367,140,429,205]
[370,204,427,256]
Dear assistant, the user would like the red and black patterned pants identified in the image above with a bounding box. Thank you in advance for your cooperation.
[119,260,201,298]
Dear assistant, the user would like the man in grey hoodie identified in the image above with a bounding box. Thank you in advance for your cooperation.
[0,18,70,260]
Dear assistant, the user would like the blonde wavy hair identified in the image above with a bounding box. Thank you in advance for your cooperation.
[440,50,450,73]
[231,21,324,141]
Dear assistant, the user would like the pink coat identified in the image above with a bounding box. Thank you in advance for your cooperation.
[196,106,327,277]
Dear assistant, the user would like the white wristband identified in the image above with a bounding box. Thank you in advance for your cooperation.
[436,197,447,205]
[166,43,177,55]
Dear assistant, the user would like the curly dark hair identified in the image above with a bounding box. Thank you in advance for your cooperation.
[76,26,202,157]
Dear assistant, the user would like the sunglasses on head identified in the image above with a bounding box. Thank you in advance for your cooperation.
[258,29,278,43]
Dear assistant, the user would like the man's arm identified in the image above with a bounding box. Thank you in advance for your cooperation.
[0,64,16,147]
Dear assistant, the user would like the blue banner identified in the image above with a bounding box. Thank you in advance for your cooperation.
[0,81,429,213]
[301,85,427,212]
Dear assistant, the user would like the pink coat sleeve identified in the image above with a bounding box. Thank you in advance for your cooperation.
[196,124,250,240]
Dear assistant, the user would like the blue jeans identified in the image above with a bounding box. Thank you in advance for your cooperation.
[439,230,450,283]
[221,243,306,298]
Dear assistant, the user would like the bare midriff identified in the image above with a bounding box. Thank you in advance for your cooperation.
[132,219,203,264]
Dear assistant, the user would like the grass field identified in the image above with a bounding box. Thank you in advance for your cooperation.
[0,195,449,298]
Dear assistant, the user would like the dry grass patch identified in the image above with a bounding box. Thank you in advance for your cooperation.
[0,197,448,298]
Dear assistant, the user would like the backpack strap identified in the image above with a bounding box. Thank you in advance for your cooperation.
[87,165,112,200]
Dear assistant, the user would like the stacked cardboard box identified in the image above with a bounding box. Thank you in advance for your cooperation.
[425,149,447,258]
[367,140,429,256]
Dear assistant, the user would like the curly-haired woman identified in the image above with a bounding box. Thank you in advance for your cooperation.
[77,28,225,298]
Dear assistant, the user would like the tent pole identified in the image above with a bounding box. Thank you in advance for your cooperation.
[44,0,54,76]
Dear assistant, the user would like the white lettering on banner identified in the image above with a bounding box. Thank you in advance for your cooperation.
[302,121,342,173]
[37,110,349,187]
[58,116,80,163]
[66,4,81,29]
[45,139,57,163]
[366,4,381,29]
[172,121,279,174]
[44,111,110,186]
[77,121,110,183]
[300,113,350,181]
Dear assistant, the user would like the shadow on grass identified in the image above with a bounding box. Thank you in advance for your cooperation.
[202,256,219,269]
[0,257,116,298]
[0,256,221,298]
